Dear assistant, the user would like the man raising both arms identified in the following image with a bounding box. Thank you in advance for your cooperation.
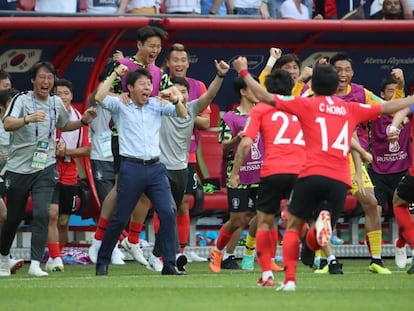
[95,65,187,276]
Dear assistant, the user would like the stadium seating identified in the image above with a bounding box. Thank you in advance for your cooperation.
[186,127,228,245]
[195,127,228,216]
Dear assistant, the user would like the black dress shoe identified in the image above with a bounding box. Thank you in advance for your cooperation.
[96,264,108,276]
[176,254,188,272]
[161,265,185,275]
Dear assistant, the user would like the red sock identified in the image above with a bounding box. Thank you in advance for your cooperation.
[305,226,320,251]
[153,212,160,234]
[270,228,278,257]
[282,230,300,283]
[256,230,274,272]
[394,205,414,249]
[177,213,190,252]
[95,217,110,241]
[128,221,143,244]
[216,226,233,250]
[48,242,61,259]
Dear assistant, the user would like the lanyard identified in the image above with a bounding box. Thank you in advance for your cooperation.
[31,94,55,139]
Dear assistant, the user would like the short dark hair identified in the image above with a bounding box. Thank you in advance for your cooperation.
[380,77,396,92]
[55,78,73,93]
[272,54,301,72]
[0,69,11,81]
[167,43,188,59]
[232,77,247,99]
[137,26,167,44]
[232,75,259,99]
[125,68,152,87]
[29,61,57,80]
[171,76,190,92]
[329,52,353,67]
[265,69,294,95]
[311,64,339,96]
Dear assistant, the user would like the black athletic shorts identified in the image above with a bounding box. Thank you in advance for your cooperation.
[51,183,79,215]
[227,187,258,213]
[167,168,188,210]
[396,173,414,204]
[185,163,199,195]
[288,175,348,225]
[255,173,297,215]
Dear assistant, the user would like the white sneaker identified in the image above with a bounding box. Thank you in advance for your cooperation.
[111,246,125,265]
[315,210,332,247]
[45,257,64,272]
[9,258,24,274]
[276,281,296,291]
[395,239,407,269]
[185,251,207,263]
[146,254,163,272]
[88,237,102,264]
[28,260,48,277]
[121,239,148,265]
[0,255,11,277]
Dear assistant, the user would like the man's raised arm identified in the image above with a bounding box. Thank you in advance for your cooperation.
[95,65,127,103]
[197,60,230,113]
[232,56,276,106]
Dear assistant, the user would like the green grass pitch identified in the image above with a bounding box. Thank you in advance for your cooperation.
[0,259,412,311]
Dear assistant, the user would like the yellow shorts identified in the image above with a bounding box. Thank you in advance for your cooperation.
[349,156,374,195]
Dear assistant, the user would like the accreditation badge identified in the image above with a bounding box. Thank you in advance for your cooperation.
[99,130,112,158]
[31,140,49,169]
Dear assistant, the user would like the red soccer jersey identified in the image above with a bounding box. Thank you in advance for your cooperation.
[275,95,381,186]
[57,108,91,185]
[243,103,306,177]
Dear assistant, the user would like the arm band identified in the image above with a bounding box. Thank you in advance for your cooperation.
[239,69,249,78]
[266,56,277,68]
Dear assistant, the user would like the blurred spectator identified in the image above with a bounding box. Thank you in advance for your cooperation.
[279,0,310,18]
[335,0,368,18]
[274,0,312,18]
[0,0,17,10]
[371,0,412,19]
[163,0,201,14]
[87,0,120,14]
[279,0,322,19]
[226,0,269,18]
[267,0,280,17]
[200,0,226,15]
[339,0,367,19]
[17,0,35,11]
[35,0,78,13]
[118,0,160,13]
[313,0,338,18]
[408,0,414,13]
